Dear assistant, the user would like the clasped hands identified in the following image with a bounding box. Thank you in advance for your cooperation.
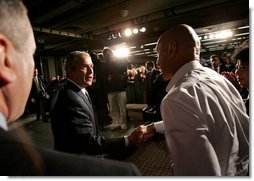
[127,123,156,146]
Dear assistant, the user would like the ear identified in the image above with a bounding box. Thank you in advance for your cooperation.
[167,41,177,58]
[0,35,16,86]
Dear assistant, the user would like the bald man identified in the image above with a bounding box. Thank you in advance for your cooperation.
[141,24,249,176]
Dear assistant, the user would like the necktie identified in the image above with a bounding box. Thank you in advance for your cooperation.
[83,89,92,104]
[34,77,41,92]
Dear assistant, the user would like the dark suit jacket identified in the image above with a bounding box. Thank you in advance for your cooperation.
[30,75,47,100]
[50,80,131,157]
[0,128,141,176]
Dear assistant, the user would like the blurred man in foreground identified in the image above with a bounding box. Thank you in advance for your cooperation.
[0,0,140,176]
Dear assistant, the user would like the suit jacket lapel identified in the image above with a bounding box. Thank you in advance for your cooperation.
[66,80,94,113]
[77,91,94,113]
[66,80,98,134]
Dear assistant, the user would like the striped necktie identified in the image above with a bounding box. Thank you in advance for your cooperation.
[83,89,92,104]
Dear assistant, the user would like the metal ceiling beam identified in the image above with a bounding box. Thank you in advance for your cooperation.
[33,27,91,39]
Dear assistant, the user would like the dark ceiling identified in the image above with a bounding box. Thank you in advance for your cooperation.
[23,0,249,62]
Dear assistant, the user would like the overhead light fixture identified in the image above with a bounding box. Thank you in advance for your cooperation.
[209,34,214,39]
[133,28,139,34]
[120,9,129,17]
[140,27,146,32]
[237,25,249,30]
[114,47,129,58]
[217,30,233,39]
[124,28,132,36]
[107,26,147,40]
[201,29,233,41]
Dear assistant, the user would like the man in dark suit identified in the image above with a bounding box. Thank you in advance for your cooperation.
[210,54,228,74]
[0,0,141,176]
[28,68,49,122]
[50,51,144,159]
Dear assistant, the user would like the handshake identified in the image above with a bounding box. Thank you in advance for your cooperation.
[127,123,157,146]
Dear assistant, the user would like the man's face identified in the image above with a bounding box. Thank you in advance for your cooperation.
[70,55,94,87]
[156,40,173,80]
[235,60,249,88]
[9,24,36,122]
[211,57,220,69]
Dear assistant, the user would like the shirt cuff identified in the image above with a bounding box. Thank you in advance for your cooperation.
[154,121,164,134]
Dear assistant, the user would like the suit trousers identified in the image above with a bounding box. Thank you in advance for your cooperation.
[108,91,127,127]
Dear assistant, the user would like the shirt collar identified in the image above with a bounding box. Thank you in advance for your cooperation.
[0,112,8,131]
[67,79,88,96]
[166,60,202,92]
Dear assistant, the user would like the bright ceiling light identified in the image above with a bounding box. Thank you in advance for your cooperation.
[214,33,220,39]
[220,30,233,38]
[214,30,233,39]
[133,28,139,34]
[124,28,132,36]
[114,47,129,58]
[140,27,146,32]
[209,34,214,39]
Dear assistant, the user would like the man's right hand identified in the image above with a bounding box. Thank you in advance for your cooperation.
[127,124,156,146]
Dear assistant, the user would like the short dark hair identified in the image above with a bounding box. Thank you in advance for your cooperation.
[235,47,249,65]
[102,47,114,56]
[210,54,220,60]
[145,61,155,68]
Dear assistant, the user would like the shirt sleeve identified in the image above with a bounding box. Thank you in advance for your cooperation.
[161,97,221,176]
[154,121,164,134]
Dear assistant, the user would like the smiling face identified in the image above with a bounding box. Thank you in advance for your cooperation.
[66,52,94,88]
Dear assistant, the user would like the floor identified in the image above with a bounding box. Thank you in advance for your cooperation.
[8,104,172,175]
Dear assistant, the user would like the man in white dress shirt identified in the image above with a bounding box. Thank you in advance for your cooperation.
[141,24,249,176]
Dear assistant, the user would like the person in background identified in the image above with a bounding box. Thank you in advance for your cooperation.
[221,52,235,72]
[86,51,111,130]
[210,54,227,73]
[144,60,160,105]
[126,64,138,103]
[139,24,249,176]
[136,65,146,103]
[102,47,128,130]
[234,47,249,115]
[28,68,49,122]
[50,51,144,160]
[0,0,141,176]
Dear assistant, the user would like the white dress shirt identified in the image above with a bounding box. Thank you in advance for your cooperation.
[0,112,8,131]
[160,60,249,176]
[153,121,164,134]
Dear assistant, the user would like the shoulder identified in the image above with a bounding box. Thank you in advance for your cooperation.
[0,129,44,175]
[37,147,141,176]
[53,82,81,106]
